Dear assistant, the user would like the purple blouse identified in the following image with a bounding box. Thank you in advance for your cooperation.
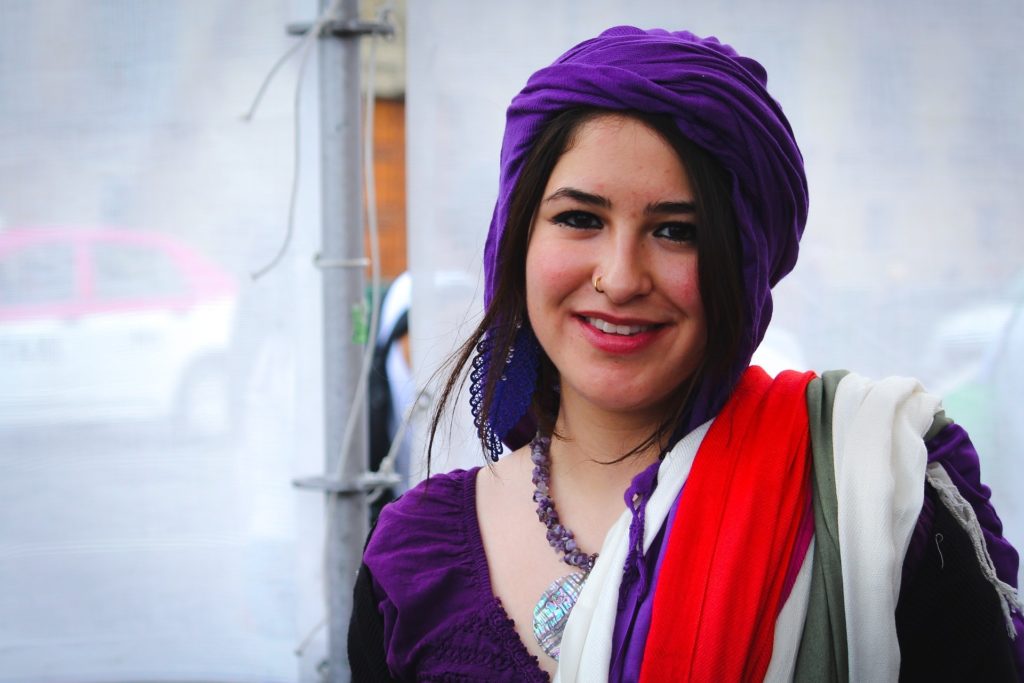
[364,467,548,681]
[363,423,1021,681]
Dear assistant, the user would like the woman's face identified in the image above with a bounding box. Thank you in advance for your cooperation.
[525,114,707,423]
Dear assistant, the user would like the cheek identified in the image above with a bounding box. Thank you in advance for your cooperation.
[524,243,549,330]
[662,256,704,318]
[525,237,578,309]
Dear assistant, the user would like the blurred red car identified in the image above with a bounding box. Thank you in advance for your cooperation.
[0,227,239,435]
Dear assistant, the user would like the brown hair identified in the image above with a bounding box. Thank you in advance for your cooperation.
[428,107,745,464]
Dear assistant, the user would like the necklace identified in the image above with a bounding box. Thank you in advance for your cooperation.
[530,433,598,660]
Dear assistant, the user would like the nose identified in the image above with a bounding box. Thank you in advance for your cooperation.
[595,235,652,303]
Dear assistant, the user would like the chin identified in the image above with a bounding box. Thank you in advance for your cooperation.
[584,390,674,420]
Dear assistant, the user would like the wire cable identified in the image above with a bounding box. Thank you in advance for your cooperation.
[246,0,344,281]
[365,386,431,504]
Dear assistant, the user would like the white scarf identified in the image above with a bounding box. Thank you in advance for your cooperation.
[553,419,711,683]
[830,373,941,682]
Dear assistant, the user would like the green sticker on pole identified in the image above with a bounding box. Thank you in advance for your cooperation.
[351,299,369,345]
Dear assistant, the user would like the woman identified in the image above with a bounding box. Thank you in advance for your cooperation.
[349,27,1022,682]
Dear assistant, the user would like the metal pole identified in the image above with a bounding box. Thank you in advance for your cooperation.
[319,0,364,679]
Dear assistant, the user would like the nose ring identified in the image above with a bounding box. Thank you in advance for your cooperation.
[593,275,604,293]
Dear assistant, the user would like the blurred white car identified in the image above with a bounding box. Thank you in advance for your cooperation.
[0,227,238,435]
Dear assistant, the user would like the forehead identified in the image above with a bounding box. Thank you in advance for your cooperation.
[546,114,693,196]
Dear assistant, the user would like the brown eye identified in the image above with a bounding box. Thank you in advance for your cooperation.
[552,211,603,230]
[654,222,696,243]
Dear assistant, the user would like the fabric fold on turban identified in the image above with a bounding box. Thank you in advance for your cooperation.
[481,26,809,450]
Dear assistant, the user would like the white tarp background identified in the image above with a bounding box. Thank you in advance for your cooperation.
[0,1,329,680]
[406,1,1024,580]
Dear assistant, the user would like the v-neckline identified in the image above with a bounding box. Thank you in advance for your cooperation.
[464,466,551,681]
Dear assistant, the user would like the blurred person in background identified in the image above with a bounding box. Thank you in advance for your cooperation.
[368,270,413,520]
[349,27,1021,682]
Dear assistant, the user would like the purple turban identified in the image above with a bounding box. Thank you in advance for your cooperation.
[474,26,808,455]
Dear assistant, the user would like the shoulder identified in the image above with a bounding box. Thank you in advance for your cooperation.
[804,370,990,482]
[364,467,496,630]
[363,467,486,651]
[803,370,949,459]
[365,467,482,578]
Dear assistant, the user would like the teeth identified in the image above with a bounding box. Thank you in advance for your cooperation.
[586,317,653,336]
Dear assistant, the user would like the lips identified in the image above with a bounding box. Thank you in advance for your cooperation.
[584,316,655,336]
[575,313,666,354]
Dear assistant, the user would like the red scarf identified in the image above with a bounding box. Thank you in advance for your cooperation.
[640,367,816,682]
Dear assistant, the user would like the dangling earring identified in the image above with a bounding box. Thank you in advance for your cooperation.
[468,320,540,462]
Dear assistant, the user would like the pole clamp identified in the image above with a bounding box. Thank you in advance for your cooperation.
[293,471,402,495]
[286,19,395,39]
[313,253,370,270]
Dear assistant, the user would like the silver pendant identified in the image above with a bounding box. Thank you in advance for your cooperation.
[532,571,587,661]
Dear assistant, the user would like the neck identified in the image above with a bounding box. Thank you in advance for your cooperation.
[547,394,666,506]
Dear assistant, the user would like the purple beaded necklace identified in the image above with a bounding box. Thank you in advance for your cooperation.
[529,433,598,660]
[530,434,599,573]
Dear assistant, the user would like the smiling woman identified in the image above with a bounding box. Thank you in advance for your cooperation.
[526,114,707,430]
[348,27,1022,683]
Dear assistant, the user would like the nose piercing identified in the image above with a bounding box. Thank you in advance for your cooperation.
[593,275,604,293]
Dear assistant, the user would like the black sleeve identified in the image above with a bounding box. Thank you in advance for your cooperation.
[348,559,398,683]
[896,484,1020,682]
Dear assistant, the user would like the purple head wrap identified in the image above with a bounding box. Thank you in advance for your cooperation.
[473,26,808,457]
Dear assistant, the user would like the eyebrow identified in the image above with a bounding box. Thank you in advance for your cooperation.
[544,186,696,215]
[544,187,611,209]
[646,200,697,216]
